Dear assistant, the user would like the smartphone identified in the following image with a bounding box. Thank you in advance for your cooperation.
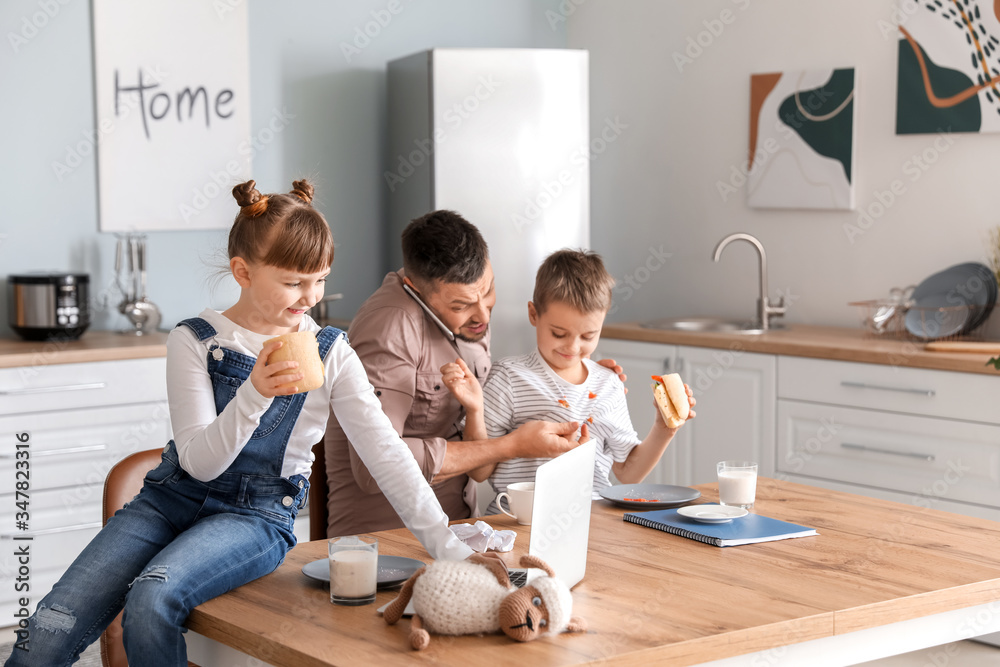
[402,283,455,341]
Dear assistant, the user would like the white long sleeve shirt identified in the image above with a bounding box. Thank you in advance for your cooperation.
[165,308,473,561]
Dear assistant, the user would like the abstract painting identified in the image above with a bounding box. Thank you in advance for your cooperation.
[747,68,856,210]
[896,0,1000,134]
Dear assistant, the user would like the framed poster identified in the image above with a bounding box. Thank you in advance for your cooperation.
[747,68,856,210]
[92,0,251,231]
[895,0,1000,134]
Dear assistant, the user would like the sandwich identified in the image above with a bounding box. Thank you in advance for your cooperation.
[650,373,688,428]
[264,330,325,394]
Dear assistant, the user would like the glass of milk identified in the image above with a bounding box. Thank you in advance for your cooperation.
[328,535,379,605]
[717,461,758,509]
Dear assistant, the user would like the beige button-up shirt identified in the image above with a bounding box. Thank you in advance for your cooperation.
[324,270,490,535]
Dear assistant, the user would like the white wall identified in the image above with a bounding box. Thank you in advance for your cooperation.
[4,1,998,340]
[570,0,1000,336]
[0,0,566,337]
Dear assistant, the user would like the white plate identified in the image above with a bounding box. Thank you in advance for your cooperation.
[677,504,748,523]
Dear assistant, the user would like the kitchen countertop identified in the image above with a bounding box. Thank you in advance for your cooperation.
[1,322,995,376]
[0,330,169,369]
[0,318,353,370]
[601,322,1000,375]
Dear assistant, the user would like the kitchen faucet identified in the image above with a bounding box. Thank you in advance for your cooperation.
[712,233,786,332]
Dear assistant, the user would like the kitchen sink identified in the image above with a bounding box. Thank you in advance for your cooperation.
[639,317,782,335]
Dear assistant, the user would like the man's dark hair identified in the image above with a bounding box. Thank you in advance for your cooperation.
[401,210,489,288]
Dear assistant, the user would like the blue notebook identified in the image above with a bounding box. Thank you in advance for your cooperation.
[623,508,817,547]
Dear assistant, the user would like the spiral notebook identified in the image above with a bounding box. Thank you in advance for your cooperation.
[623,508,817,547]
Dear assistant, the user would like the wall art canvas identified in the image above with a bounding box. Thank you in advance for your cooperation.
[92,0,252,231]
[896,0,1000,134]
[747,68,856,210]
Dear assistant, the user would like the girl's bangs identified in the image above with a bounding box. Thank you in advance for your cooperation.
[263,209,334,272]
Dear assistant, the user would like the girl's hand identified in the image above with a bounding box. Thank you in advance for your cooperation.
[440,358,483,412]
[251,340,303,398]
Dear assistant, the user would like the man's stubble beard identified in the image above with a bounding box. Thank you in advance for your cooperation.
[456,325,489,344]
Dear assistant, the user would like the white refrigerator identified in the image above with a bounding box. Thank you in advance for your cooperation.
[386,48,590,359]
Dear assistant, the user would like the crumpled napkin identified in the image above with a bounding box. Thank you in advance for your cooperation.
[449,520,516,553]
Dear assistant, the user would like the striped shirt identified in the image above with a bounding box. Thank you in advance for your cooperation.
[483,350,640,514]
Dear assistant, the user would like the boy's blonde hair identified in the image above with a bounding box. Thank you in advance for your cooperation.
[533,249,615,315]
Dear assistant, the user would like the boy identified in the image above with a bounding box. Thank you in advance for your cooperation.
[442,249,695,514]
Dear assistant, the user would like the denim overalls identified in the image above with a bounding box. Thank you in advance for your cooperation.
[6,318,344,667]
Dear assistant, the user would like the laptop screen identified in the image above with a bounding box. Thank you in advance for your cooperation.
[526,441,596,588]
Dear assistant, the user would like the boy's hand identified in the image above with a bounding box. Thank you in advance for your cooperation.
[440,358,483,412]
[653,383,697,429]
[595,357,628,394]
[685,384,697,419]
[251,339,303,398]
[511,420,586,458]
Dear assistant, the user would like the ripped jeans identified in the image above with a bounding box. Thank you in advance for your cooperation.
[4,447,303,667]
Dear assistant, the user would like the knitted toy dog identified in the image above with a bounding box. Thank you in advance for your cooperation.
[382,554,586,650]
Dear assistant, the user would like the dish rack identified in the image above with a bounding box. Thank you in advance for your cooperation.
[850,300,990,341]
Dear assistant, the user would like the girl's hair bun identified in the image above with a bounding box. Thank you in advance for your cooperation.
[227,176,333,272]
[232,180,269,217]
[290,179,314,204]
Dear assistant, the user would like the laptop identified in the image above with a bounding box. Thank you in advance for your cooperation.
[507,439,596,589]
[377,440,596,615]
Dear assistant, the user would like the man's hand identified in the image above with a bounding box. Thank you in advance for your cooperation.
[596,357,627,393]
[510,420,589,459]
[440,358,483,412]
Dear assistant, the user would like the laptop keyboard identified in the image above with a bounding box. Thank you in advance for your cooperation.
[508,569,528,588]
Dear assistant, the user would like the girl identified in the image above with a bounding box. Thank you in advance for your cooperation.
[6,179,477,667]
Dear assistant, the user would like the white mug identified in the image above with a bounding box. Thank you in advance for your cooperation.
[496,482,535,525]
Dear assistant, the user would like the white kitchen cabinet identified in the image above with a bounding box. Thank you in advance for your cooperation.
[0,357,170,619]
[594,339,678,484]
[776,356,999,425]
[599,334,1000,531]
[673,345,776,485]
[776,357,1000,521]
[595,339,776,487]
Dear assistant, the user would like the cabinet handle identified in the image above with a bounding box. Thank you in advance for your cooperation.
[841,442,935,462]
[840,381,935,397]
[0,522,103,539]
[0,382,106,396]
[662,358,685,375]
[0,444,107,459]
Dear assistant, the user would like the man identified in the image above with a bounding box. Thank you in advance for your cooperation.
[324,210,600,535]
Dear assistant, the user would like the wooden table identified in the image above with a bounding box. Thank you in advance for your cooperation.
[186,479,1000,666]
